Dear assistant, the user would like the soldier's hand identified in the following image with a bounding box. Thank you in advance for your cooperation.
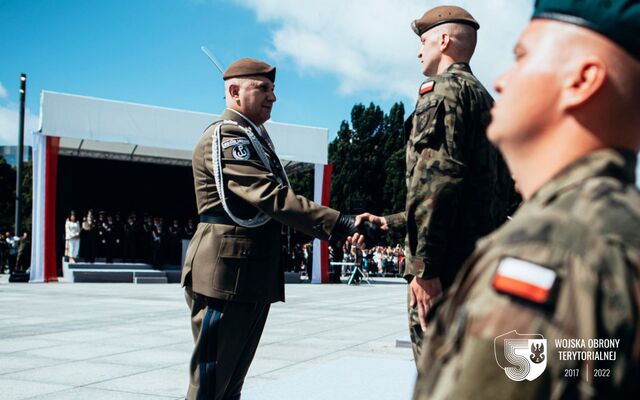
[409,276,442,331]
[349,213,388,249]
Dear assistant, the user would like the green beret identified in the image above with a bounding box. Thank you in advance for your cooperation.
[411,5,479,36]
[532,0,640,60]
[223,58,276,83]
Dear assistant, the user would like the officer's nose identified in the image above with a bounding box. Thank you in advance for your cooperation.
[268,90,276,103]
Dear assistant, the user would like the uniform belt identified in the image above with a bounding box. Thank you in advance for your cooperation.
[199,212,237,226]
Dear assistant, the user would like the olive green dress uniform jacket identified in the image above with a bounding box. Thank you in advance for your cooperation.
[181,109,339,303]
[414,149,640,399]
[386,63,515,288]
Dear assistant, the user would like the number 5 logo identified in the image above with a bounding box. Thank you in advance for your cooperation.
[494,330,548,381]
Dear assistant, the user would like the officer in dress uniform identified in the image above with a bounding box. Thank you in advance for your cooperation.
[411,1,640,398]
[352,5,517,362]
[181,58,382,400]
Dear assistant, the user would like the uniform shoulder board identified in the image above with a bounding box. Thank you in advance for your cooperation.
[419,80,435,95]
[492,257,557,305]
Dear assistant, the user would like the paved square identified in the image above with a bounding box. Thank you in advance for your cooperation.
[0,277,415,399]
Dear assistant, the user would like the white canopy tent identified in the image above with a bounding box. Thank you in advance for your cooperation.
[31,91,332,283]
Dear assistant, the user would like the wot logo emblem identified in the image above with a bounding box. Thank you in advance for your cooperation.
[494,330,547,381]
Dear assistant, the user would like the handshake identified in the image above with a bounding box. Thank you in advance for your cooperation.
[329,213,388,249]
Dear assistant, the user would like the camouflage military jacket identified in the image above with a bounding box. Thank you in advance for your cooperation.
[414,149,640,399]
[386,63,514,287]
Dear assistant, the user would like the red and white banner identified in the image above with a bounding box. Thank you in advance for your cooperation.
[312,163,333,283]
[30,133,59,282]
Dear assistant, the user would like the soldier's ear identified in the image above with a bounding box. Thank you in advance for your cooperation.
[561,56,606,111]
[228,83,241,101]
[439,32,451,52]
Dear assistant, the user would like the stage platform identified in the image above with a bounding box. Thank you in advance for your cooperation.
[61,261,182,284]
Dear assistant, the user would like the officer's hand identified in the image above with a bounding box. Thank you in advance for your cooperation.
[349,213,388,249]
[409,276,442,331]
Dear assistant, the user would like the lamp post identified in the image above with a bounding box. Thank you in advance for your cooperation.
[9,74,27,282]
[15,73,26,237]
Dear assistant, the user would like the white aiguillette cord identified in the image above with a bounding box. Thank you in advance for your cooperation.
[211,119,288,228]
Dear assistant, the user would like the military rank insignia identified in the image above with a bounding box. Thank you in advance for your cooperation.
[419,81,435,95]
[232,144,251,160]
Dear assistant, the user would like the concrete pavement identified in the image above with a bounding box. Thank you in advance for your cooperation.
[0,277,415,399]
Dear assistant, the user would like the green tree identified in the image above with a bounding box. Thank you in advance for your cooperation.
[328,101,407,244]
[0,155,16,232]
[0,156,33,234]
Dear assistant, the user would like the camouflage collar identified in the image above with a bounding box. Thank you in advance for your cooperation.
[445,62,472,74]
[530,148,637,206]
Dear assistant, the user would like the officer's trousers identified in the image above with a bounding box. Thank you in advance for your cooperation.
[185,287,269,400]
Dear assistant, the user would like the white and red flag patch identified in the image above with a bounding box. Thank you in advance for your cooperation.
[493,257,556,304]
[419,81,435,95]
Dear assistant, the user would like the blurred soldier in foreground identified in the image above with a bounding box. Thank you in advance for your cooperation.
[411,1,640,398]
[181,58,382,400]
[353,5,515,361]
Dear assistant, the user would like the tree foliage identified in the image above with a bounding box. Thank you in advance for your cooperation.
[328,102,407,216]
[0,155,32,234]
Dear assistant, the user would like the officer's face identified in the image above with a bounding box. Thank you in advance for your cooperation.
[488,21,564,151]
[233,77,276,125]
[418,31,439,76]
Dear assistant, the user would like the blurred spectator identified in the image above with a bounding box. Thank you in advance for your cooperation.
[5,231,19,273]
[168,218,181,265]
[16,231,31,271]
[123,215,137,262]
[80,211,96,262]
[183,218,195,240]
[64,211,81,263]
[151,223,165,267]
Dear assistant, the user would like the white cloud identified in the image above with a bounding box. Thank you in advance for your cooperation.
[235,0,531,101]
[0,104,39,146]
[0,82,7,99]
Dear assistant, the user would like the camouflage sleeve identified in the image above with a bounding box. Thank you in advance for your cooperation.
[405,94,467,280]
[415,217,640,399]
[384,212,406,230]
[215,125,339,239]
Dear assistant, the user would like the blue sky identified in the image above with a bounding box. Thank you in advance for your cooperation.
[0,0,533,146]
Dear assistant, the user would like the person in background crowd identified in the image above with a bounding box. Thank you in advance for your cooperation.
[112,213,124,260]
[104,214,115,263]
[64,211,81,263]
[5,231,18,273]
[183,218,195,240]
[0,232,8,273]
[80,210,96,263]
[123,215,138,262]
[168,218,182,265]
[95,211,107,260]
[151,222,165,267]
[16,231,30,271]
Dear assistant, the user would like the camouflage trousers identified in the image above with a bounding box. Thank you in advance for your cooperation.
[408,285,424,365]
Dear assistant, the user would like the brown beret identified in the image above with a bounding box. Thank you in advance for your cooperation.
[411,5,480,36]
[222,58,276,82]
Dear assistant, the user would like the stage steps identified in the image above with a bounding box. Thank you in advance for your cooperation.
[63,260,181,284]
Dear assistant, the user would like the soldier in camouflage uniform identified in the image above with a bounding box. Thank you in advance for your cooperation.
[412,0,640,398]
[354,6,516,362]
